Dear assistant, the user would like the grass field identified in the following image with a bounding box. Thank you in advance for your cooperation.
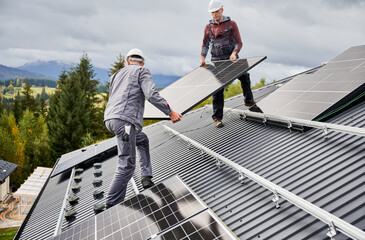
[3,87,56,99]
[0,227,19,240]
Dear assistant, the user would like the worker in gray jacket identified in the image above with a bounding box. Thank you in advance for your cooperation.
[104,48,182,208]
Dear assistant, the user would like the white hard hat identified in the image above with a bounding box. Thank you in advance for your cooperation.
[126,48,145,62]
[208,0,223,12]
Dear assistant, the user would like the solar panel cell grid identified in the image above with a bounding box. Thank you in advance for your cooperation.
[51,176,237,240]
[257,45,365,120]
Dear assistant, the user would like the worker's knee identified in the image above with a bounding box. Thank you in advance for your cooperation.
[136,132,149,147]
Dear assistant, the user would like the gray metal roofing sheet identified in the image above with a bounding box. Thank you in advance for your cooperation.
[0,159,18,182]
[15,66,365,240]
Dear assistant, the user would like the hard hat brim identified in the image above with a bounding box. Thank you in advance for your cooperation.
[208,6,223,13]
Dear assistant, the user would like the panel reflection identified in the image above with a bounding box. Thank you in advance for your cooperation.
[95,176,236,240]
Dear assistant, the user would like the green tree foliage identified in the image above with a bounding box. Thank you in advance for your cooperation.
[39,87,47,116]
[13,91,21,123]
[47,70,89,158]
[0,109,50,188]
[109,54,125,77]
[19,110,51,175]
[0,111,25,187]
[20,81,38,113]
[72,53,106,141]
[4,78,57,88]
[252,78,266,89]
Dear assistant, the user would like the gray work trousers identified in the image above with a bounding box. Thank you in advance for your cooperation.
[105,119,152,206]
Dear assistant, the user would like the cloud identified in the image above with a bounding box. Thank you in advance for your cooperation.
[0,0,364,80]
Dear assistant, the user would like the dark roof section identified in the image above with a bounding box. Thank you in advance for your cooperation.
[15,60,365,239]
[0,159,18,182]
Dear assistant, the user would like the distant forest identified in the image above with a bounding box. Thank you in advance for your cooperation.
[0,78,57,88]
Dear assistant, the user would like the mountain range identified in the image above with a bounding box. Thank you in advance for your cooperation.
[0,60,180,88]
[0,64,51,80]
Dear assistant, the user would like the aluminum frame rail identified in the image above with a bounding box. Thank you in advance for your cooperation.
[54,167,76,236]
[163,125,365,240]
[223,107,365,137]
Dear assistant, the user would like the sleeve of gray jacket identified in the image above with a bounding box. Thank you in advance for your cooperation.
[139,68,172,116]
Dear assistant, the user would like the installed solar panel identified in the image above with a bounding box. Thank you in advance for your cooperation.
[257,45,365,120]
[51,138,117,177]
[51,175,237,240]
[144,57,266,119]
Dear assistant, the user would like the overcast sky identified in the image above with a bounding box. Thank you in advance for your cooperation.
[0,0,364,83]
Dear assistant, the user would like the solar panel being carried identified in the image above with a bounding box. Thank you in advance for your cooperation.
[50,175,237,240]
[257,45,365,120]
[144,57,266,119]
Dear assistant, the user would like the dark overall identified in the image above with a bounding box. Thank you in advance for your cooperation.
[209,21,254,120]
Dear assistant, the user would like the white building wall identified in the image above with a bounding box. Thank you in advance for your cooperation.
[0,177,10,202]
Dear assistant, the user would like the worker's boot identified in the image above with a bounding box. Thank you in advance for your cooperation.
[244,100,257,107]
[105,204,114,209]
[141,176,154,189]
[213,119,224,128]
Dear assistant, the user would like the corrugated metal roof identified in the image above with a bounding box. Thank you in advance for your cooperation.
[15,67,365,240]
[0,159,18,182]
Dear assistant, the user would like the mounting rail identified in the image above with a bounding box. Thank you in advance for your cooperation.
[164,125,365,240]
[224,107,365,137]
[54,167,76,236]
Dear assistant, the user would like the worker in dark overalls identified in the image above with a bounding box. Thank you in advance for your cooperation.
[104,48,182,208]
[200,0,256,128]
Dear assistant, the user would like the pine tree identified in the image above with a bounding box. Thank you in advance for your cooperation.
[39,87,47,116]
[109,53,125,77]
[70,53,106,141]
[13,91,22,123]
[47,70,90,158]
[20,80,38,113]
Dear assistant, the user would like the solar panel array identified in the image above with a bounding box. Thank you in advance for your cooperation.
[257,45,365,120]
[51,138,117,177]
[50,175,237,240]
[144,57,266,119]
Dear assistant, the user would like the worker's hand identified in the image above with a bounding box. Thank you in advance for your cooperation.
[230,52,238,62]
[169,111,182,123]
[200,56,206,67]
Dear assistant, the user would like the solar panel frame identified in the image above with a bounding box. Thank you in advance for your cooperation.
[144,57,266,119]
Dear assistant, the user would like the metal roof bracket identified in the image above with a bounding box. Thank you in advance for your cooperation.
[327,221,337,240]
[287,120,293,132]
[272,189,280,209]
[239,113,247,120]
[215,158,222,169]
[322,126,329,139]
[238,172,245,184]
[263,115,267,126]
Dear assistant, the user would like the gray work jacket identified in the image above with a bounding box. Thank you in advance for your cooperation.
[104,63,171,130]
